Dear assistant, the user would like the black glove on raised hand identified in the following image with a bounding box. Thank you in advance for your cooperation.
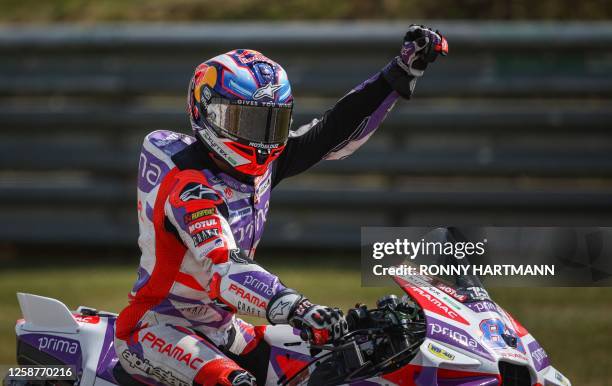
[383,24,448,98]
[266,289,348,345]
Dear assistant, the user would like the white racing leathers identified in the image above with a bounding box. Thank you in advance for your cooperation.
[115,67,401,386]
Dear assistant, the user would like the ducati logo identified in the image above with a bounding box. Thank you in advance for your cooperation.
[252,83,282,100]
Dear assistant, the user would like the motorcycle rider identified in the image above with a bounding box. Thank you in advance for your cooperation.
[115,26,447,386]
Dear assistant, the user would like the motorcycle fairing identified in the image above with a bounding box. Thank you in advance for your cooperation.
[260,324,315,385]
[393,273,571,385]
[15,293,119,386]
[13,290,572,386]
[18,332,83,376]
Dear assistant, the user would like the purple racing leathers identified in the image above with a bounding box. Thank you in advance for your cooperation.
[115,65,403,386]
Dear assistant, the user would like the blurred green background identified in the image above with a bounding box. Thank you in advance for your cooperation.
[1,260,611,385]
[1,0,612,22]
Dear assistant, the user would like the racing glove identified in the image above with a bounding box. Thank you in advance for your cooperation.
[383,24,448,98]
[266,289,348,345]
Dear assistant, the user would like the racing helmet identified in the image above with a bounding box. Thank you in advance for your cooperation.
[188,49,293,177]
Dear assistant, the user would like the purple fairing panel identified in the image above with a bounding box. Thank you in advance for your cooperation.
[413,367,499,386]
[426,317,494,362]
[268,346,315,380]
[96,317,119,383]
[436,376,500,386]
[464,300,499,313]
[228,270,286,301]
[527,339,551,372]
[19,333,83,375]
[352,366,499,386]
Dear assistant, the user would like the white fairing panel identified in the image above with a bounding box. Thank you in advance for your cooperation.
[263,324,312,386]
[17,293,79,333]
[15,293,116,386]
[542,366,572,386]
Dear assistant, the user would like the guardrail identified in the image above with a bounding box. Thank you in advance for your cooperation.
[1,22,611,251]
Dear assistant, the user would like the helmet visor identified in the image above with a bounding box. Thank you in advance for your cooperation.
[206,98,292,145]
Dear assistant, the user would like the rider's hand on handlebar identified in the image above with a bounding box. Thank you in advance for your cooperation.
[266,289,348,344]
[291,301,348,345]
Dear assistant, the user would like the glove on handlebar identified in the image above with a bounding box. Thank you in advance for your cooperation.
[266,289,348,344]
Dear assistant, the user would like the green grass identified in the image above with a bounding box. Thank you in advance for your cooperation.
[1,262,611,385]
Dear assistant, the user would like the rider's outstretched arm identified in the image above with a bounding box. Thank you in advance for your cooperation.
[271,67,397,187]
[272,25,447,187]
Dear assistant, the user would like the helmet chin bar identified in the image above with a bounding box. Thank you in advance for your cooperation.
[196,126,284,177]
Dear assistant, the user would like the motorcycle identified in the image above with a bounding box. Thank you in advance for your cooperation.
[9,262,571,386]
